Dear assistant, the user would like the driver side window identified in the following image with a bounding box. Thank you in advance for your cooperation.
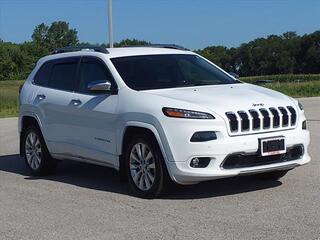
[77,57,114,94]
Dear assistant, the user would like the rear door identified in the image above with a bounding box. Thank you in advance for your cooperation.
[70,56,119,166]
[34,57,80,155]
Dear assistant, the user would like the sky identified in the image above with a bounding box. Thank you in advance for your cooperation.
[0,0,319,50]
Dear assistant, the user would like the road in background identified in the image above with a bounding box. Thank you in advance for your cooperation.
[0,98,319,240]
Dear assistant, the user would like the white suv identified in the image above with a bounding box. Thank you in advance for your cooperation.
[19,45,310,198]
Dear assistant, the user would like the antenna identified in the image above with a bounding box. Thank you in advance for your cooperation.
[108,0,114,48]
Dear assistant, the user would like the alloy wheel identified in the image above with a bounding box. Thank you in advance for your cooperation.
[25,131,42,170]
[129,143,156,191]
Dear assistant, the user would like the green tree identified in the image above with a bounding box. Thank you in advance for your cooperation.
[32,21,78,51]
[196,46,233,71]
[31,23,48,45]
[299,31,320,73]
[114,38,151,47]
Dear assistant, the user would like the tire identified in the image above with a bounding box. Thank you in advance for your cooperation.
[256,170,289,181]
[22,125,57,176]
[125,133,170,199]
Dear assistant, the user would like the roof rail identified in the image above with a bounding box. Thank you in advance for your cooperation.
[52,45,109,54]
[149,44,189,51]
[122,44,189,51]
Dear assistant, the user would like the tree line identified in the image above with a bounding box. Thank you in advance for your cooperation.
[196,31,320,76]
[0,21,319,81]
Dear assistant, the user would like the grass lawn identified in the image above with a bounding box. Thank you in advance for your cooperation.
[241,74,320,83]
[245,80,320,98]
[0,80,24,118]
[0,78,319,118]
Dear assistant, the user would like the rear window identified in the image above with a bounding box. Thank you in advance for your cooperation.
[48,61,78,91]
[34,62,53,86]
[34,57,80,91]
[111,54,239,90]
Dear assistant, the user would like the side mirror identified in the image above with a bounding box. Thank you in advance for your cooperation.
[229,72,240,79]
[87,80,112,92]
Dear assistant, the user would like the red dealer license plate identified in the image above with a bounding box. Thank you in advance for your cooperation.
[260,137,286,156]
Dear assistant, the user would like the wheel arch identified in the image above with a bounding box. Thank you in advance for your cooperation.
[118,122,173,181]
[19,114,43,156]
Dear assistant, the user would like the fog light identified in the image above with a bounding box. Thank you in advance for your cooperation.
[302,120,307,130]
[190,157,211,168]
[190,131,217,142]
[190,158,200,167]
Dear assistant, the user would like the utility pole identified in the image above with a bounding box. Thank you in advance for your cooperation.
[108,0,114,48]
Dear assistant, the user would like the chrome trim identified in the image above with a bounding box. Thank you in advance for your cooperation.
[249,109,260,131]
[237,111,250,132]
[279,107,289,127]
[239,163,298,175]
[88,80,112,91]
[269,107,280,128]
[225,112,239,132]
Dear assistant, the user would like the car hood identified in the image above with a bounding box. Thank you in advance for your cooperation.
[144,83,296,116]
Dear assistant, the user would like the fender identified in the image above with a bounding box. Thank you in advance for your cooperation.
[119,121,171,162]
[19,111,51,155]
[118,121,178,181]
[19,111,44,132]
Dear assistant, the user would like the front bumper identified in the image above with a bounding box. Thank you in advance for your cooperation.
[165,127,310,185]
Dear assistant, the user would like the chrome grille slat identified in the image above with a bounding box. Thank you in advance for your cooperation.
[279,107,289,127]
[226,106,297,135]
[259,108,271,129]
[248,109,260,130]
[237,111,250,131]
[269,108,280,128]
[225,112,238,132]
[287,106,297,126]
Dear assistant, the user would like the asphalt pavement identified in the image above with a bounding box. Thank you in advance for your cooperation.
[0,97,319,240]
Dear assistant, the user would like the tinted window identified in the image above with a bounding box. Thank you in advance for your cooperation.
[111,54,240,90]
[34,62,53,86]
[48,58,79,91]
[77,57,114,93]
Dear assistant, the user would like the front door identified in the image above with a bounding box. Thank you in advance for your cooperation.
[70,56,119,167]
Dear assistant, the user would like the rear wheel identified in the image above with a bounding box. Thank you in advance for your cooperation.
[125,134,170,198]
[22,126,57,176]
[256,170,289,181]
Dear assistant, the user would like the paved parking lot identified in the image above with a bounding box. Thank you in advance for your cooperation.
[0,98,319,240]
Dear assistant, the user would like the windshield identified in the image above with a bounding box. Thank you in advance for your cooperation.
[111,54,240,91]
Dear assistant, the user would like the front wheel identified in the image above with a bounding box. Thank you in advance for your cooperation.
[125,134,170,198]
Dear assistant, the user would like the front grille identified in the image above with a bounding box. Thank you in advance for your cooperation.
[221,145,303,169]
[225,106,297,135]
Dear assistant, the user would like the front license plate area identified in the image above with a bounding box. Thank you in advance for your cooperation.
[260,137,286,156]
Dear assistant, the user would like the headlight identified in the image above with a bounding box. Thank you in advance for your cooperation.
[298,101,304,111]
[162,107,215,119]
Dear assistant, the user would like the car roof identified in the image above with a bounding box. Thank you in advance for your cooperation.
[106,47,193,58]
[37,46,196,65]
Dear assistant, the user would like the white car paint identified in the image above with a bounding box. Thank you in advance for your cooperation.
[19,47,311,185]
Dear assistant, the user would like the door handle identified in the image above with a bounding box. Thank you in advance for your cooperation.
[37,94,46,100]
[71,99,82,106]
